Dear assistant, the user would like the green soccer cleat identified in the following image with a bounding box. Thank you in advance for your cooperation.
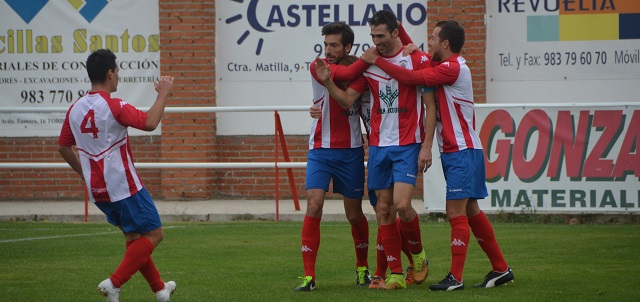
[295,276,316,291]
[356,266,372,286]
[379,273,406,290]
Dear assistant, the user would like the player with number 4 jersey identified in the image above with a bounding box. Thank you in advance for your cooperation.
[58,49,177,302]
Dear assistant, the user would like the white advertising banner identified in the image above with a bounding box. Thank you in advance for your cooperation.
[486,0,640,103]
[0,0,160,137]
[215,0,428,135]
[424,103,640,213]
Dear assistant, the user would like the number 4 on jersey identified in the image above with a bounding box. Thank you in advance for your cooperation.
[81,110,99,138]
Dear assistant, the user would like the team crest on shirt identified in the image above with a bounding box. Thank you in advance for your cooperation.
[379,86,398,108]
[119,100,128,108]
[399,59,408,68]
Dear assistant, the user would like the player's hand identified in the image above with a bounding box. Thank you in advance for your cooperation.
[418,145,432,173]
[403,43,419,56]
[360,47,379,64]
[314,57,331,83]
[309,105,321,119]
[155,76,174,95]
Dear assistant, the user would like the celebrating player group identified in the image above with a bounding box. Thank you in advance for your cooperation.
[58,8,514,302]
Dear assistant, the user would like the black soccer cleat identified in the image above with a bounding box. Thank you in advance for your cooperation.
[429,273,464,291]
[474,267,514,288]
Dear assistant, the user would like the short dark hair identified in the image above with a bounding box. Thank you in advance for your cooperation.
[368,10,398,33]
[321,22,354,48]
[86,49,117,84]
[436,20,465,53]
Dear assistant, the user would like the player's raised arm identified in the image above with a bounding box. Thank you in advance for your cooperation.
[398,21,413,45]
[145,76,175,131]
[314,58,362,109]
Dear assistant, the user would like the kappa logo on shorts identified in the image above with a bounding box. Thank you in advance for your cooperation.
[4,0,49,24]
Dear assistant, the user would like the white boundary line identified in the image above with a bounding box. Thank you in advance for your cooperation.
[0,226,185,243]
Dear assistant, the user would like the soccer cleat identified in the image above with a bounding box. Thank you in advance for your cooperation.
[155,281,176,302]
[405,266,415,285]
[97,278,120,302]
[368,276,385,289]
[379,274,406,290]
[474,267,514,288]
[411,249,429,284]
[356,266,372,286]
[429,273,464,291]
[295,276,316,291]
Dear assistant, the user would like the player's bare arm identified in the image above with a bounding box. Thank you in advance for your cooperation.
[314,58,361,109]
[58,145,84,180]
[418,90,437,173]
[145,76,175,131]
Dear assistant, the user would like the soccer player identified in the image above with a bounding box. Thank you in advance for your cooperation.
[58,49,177,302]
[360,20,515,291]
[314,10,437,290]
[295,21,372,292]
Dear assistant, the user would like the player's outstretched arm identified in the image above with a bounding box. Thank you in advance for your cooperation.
[331,59,369,82]
[315,58,362,109]
[374,57,426,86]
[145,76,175,131]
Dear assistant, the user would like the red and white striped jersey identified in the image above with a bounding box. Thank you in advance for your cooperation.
[420,54,483,153]
[308,60,368,149]
[58,91,147,202]
[364,48,430,147]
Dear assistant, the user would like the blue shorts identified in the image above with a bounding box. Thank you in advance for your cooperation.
[441,148,488,200]
[94,188,163,234]
[305,147,365,199]
[367,143,420,190]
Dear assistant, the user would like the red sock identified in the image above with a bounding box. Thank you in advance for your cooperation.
[469,211,509,272]
[397,217,413,266]
[380,222,403,274]
[140,257,164,293]
[399,215,423,254]
[350,215,369,268]
[125,240,165,293]
[449,215,470,281]
[301,215,321,280]
[111,237,155,288]
[374,227,387,278]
